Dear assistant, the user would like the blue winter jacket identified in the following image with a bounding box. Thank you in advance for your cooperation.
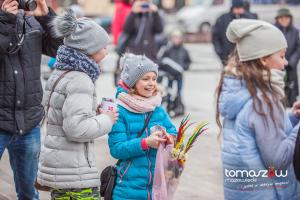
[108,90,177,200]
[219,76,300,200]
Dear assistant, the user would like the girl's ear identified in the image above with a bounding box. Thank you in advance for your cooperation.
[260,57,267,66]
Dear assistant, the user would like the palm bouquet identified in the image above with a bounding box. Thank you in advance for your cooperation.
[153,115,208,200]
[167,115,208,179]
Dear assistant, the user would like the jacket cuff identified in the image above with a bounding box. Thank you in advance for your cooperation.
[288,111,300,127]
[141,138,149,151]
[95,114,114,136]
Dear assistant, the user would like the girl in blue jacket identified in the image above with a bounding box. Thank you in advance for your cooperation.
[216,19,300,200]
[108,53,177,200]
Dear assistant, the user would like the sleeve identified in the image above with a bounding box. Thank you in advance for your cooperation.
[249,100,299,169]
[0,12,24,54]
[288,29,300,69]
[183,48,192,71]
[212,17,224,61]
[288,111,300,127]
[108,113,146,160]
[35,7,63,57]
[151,11,163,34]
[157,45,167,61]
[122,12,137,34]
[62,76,113,142]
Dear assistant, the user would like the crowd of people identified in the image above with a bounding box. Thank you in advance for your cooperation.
[1,0,300,200]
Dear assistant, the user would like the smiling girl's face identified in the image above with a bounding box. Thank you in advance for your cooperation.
[134,72,157,98]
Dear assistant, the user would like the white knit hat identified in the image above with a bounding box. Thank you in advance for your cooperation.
[226,19,287,61]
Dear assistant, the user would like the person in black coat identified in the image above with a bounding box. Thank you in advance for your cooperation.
[119,0,163,63]
[158,29,191,117]
[0,0,62,198]
[212,0,257,66]
[275,8,300,107]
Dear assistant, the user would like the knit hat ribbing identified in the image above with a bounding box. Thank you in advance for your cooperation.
[120,53,159,88]
[226,19,287,61]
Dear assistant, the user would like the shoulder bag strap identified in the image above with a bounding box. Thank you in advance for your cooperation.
[40,70,71,125]
[116,111,153,166]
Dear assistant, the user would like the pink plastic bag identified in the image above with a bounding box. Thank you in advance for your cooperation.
[152,144,184,200]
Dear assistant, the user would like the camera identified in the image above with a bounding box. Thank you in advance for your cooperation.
[141,3,150,9]
[18,0,37,11]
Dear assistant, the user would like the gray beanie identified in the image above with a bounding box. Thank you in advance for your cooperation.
[226,19,287,61]
[120,53,159,88]
[52,9,109,55]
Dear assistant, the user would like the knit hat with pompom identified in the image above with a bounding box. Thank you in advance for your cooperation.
[120,53,159,88]
[51,9,109,55]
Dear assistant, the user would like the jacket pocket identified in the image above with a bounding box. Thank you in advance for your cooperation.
[84,142,91,168]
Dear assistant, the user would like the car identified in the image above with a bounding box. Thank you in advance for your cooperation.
[175,0,300,33]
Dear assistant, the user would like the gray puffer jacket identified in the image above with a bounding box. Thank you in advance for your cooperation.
[37,69,113,189]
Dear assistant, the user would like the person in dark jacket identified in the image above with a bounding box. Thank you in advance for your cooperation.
[158,29,191,117]
[0,0,61,199]
[244,0,258,19]
[275,8,300,107]
[119,0,163,62]
[212,0,256,66]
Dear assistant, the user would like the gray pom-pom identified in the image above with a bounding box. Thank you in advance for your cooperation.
[51,9,77,38]
[120,53,134,70]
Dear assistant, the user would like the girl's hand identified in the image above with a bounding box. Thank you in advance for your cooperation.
[146,131,166,149]
[292,101,300,117]
[99,108,119,124]
[162,129,175,145]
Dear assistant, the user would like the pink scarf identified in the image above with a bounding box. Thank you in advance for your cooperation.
[117,92,162,113]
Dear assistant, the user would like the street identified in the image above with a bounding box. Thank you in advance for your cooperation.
[0,43,224,200]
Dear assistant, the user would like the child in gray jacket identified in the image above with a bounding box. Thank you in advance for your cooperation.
[37,10,118,199]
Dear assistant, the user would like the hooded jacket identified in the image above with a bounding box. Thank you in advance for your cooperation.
[219,75,300,200]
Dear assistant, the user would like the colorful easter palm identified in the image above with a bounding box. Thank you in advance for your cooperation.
[153,115,208,200]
